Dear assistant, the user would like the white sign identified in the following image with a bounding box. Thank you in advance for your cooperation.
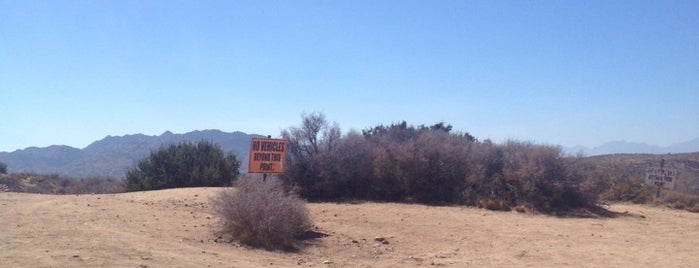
[645,167,676,190]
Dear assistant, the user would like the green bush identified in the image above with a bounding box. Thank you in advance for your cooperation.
[212,176,311,250]
[125,141,240,191]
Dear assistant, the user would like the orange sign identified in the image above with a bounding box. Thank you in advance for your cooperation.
[248,138,287,174]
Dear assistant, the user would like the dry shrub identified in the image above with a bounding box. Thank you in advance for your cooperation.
[0,173,124,194]
[513,204,530,213]
[475,141,596,214]
[481,198,511,211]
[660,191,699,213]
[280,114,603,215]
[688,204,699,213]
[212,176,311,250]
[601,178,654,204]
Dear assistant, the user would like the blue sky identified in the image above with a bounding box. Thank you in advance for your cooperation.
[1,0,698,152]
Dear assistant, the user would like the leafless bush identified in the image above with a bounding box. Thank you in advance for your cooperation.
[60,177,125,194]
[660,191,699,212]
[462,141,598,213]
[280,114,606,214]
[599,178,654,204]
[212,176,312,250]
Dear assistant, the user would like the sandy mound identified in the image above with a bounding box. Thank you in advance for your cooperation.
[2,188,697,267]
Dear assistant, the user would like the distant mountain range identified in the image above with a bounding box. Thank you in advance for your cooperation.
[1,130,698,178]
[0,130,262,178]
[565,138,699,156]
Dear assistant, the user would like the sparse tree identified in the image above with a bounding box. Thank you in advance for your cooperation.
[280,112,341,199]
[0,161,7,174]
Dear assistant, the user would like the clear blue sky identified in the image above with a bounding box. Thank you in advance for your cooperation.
[2,0,698,152]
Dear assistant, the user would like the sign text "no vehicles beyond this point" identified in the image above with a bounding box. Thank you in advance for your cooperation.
[248,138,287,174]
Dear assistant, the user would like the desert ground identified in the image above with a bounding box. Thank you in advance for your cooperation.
[2,188,698,268]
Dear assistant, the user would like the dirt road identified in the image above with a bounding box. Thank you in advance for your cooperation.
[2,188,697,267]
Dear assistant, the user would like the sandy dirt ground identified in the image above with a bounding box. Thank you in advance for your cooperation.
[2,188,698,268]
